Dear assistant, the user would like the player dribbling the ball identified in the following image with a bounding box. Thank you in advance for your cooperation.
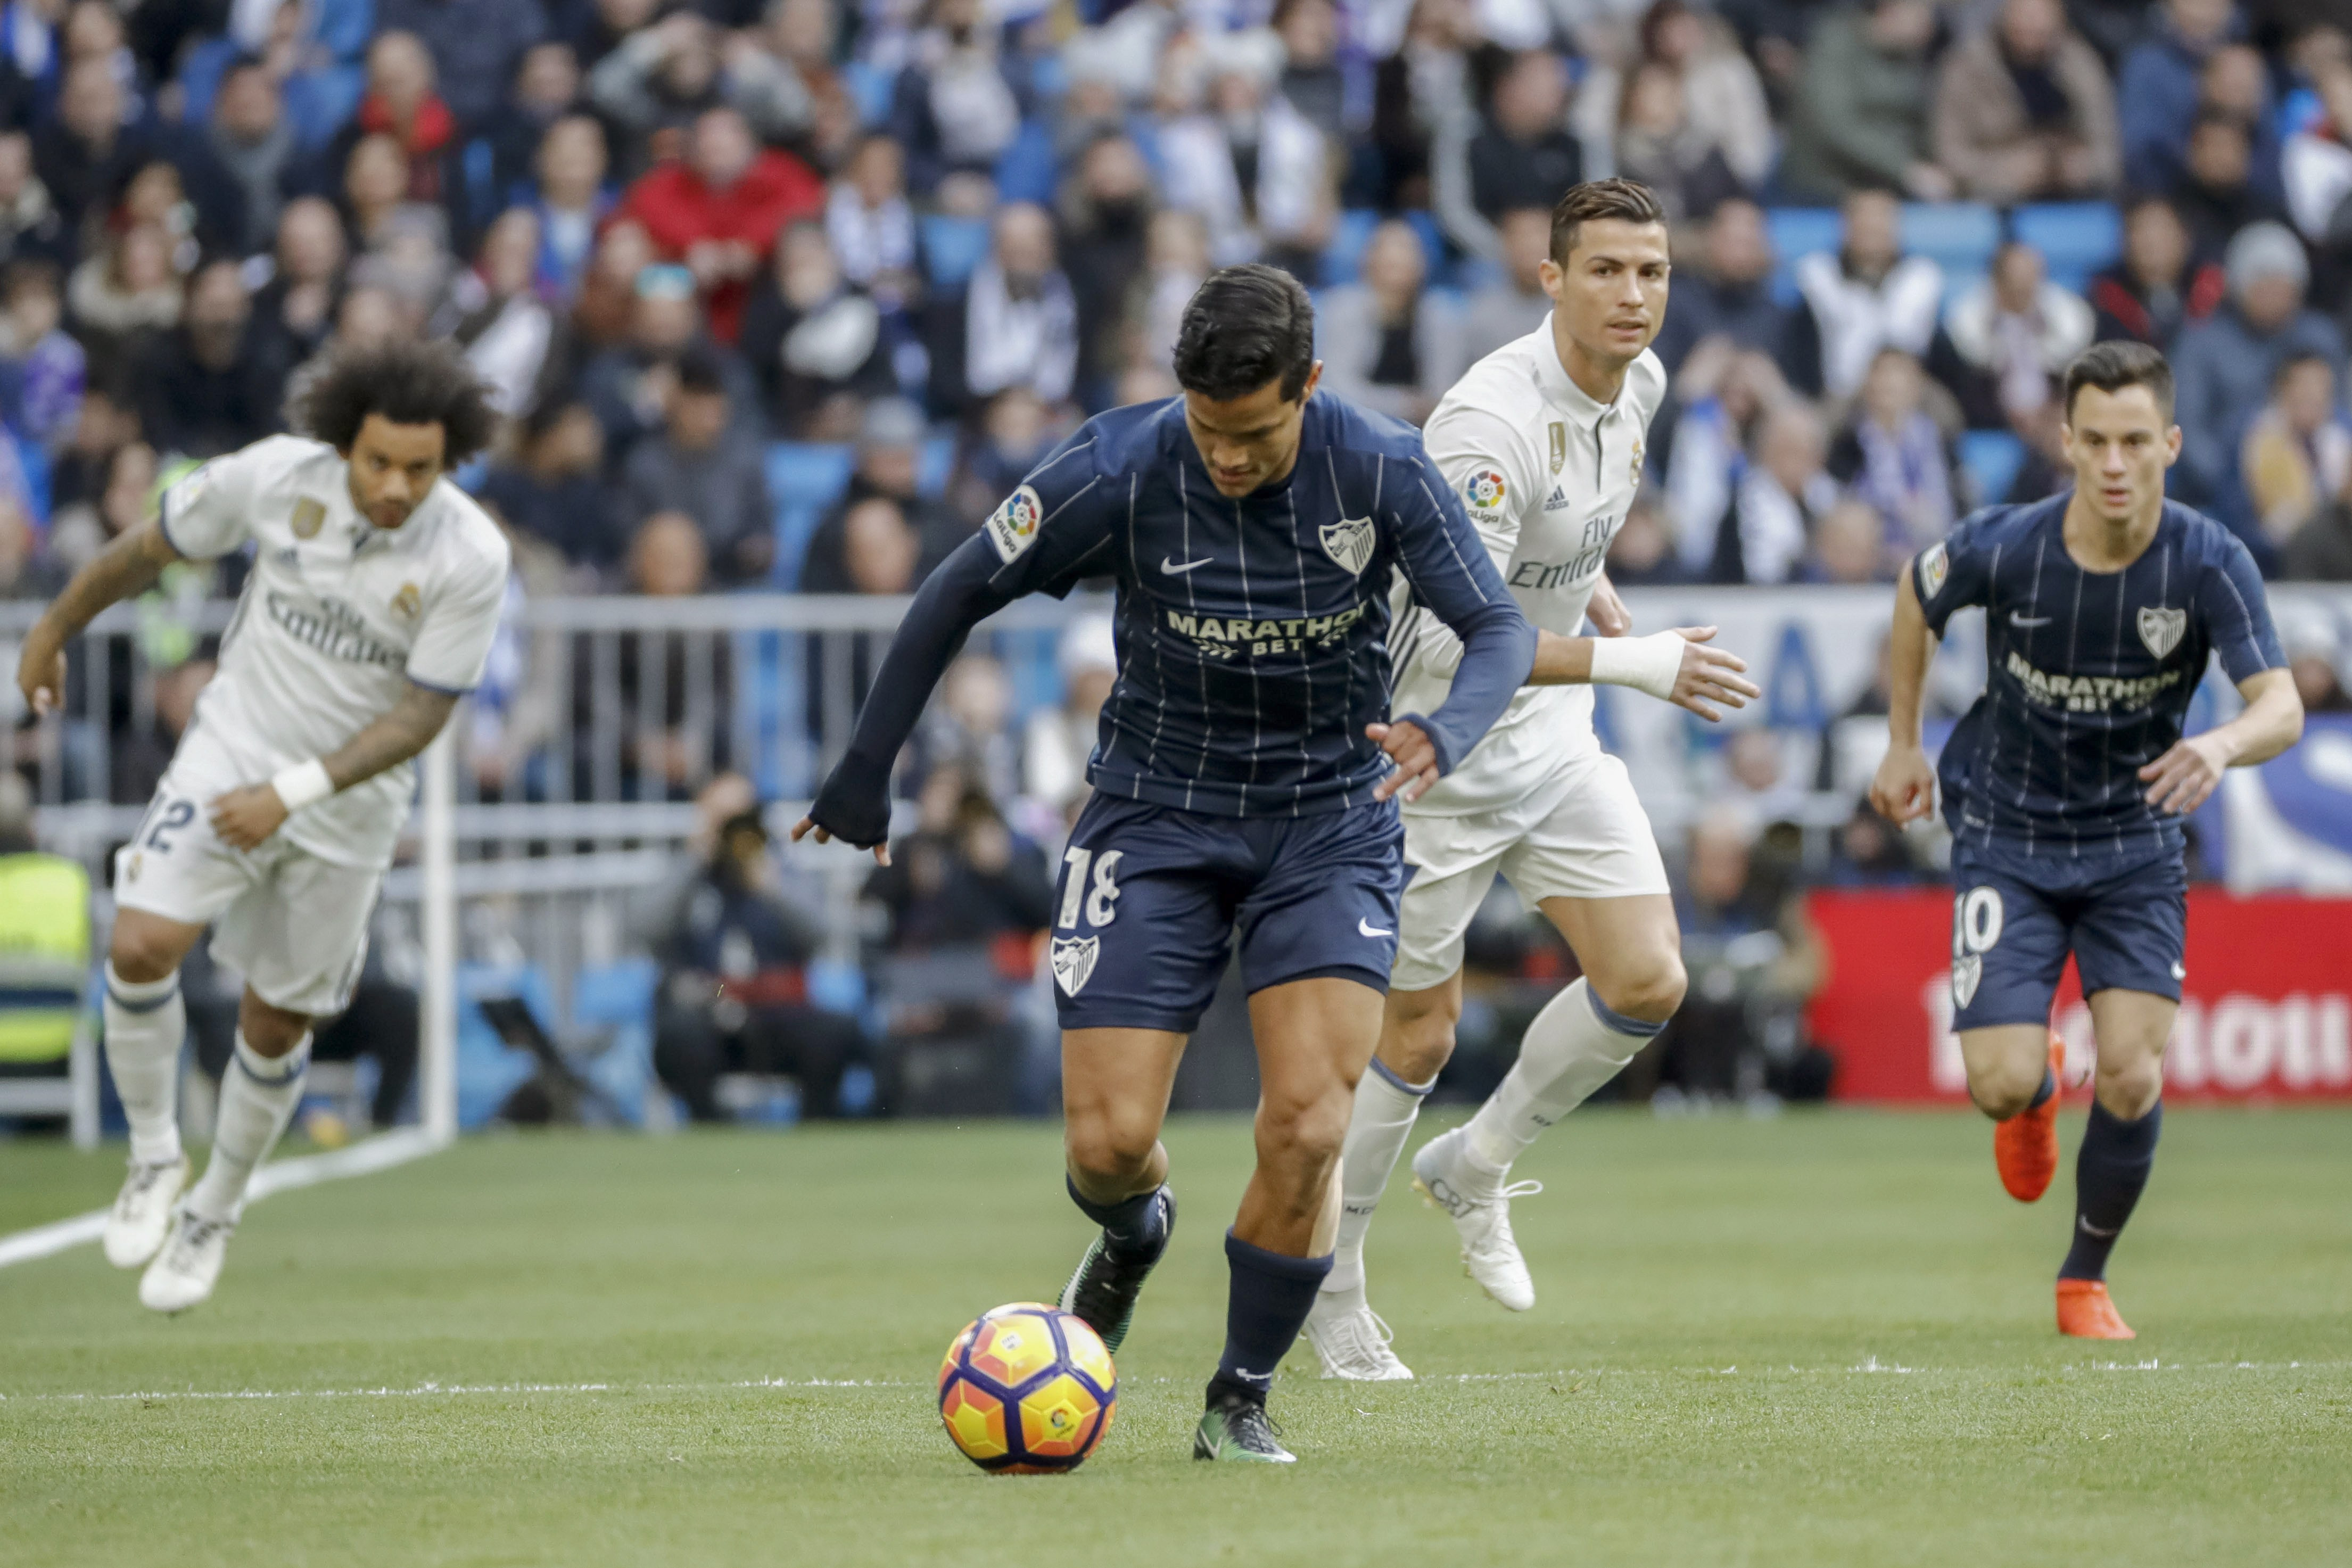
[14,341,509,1313]
[1870,341,2303,1339]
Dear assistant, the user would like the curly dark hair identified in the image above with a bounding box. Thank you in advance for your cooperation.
[290,339,499,464]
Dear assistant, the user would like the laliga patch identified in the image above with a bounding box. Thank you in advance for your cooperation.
[1320,515,1374,576]
[1050,936,1100,996]
[985,484,1045,564]
[1951,955,1982,1009]
[2138,605,2186,660]
[1918,542,1949,600]
[1463,468,1508,513]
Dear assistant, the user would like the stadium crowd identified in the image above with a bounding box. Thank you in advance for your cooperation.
[7,0,2352,1119]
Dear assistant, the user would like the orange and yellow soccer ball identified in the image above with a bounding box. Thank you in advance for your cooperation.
[936,1302,1116,1474]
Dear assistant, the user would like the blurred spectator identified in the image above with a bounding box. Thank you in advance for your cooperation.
[340,130,419,253]
[613,104,822,344]
[1602,489,1685,585]
[1804,496,1893,583]
[2173,108,2290,265]
[327,31,460,211]
[2174,222,2348,533]
[375,0,547,133]
[2282,467,2352,579]
[1273,0,1350,146]
[1132,207,1210,377]
[0,258,83,448]
[120,159,220,272]
[249,196,346,374]
[1931,0,2120,203]
[2119,0,2239,195]
[1779,0,1953,202]
[1023,613,1116,818]
[524,114,612,302]
[589,10,813,164]
[578,264,759,465]
[44,378,134,518]
[133,257,286,459]
[651,804,864,1121]
[621,349,775,585]
[828,134,917,295]
[889,0,1024,196]
[739,219,895,439]
[478,399,626,577]
[0,131,65,271]
[918,653,1021,803]
[1794,187,1943,401]
[2281,611,2352,709]
[2240,352,2352,550]
[35,55,156,240]
[571,510,737,797]
[196,59,300,255]
[1435,47,1580,262]
[948,389,1057,538]
[864,769,1053,951]
[2285,54,2352,299]
[1821,796,1925,886]
[484,42,587,209]
[66,223,180,382]
[1368,0,1479,211]
[1059,134,1156,399]
[804,493,922,595]
[2089,195,2224,347]
[1611,57,1746,224]
[0,493,60,600]
[435,207,553,417]
[760,0,860,169]
[106,652,207,807]
[1574,2,1776,191]
[1460,207,1553,365]
[1828,347,1956,556]
[1317,218,1461,426]
[563,214,654,360]
[1940,240,2095,430]
[45,438,154,577]
[1664,341,1787,576]
[1652,196,1815,389]
[1715,398,1837,584]
[1160,29,1331,271]
[925,201,1075,414]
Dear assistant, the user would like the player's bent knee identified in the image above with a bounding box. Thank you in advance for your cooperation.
[1596,952,1687,1025]
[1063,1113,1159,1187]
[1966,1061,2042,1120]
[108,920,190,987]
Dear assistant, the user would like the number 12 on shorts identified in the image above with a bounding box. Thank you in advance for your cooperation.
[1058,848,1123,929]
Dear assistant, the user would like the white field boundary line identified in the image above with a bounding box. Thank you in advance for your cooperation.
[0,1127,448,1272]
[9,1360,2345,1405]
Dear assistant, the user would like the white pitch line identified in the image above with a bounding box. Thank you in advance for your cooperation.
[0,1127,447,1272]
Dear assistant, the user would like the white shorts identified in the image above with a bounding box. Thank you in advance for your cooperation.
[1390,749,1670,993]
[113,766,382,1018]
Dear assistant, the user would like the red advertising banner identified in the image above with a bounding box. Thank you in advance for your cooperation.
[1805,889,2352,1102]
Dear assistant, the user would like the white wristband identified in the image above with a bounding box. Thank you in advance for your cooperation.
[270,759,335,813]
[1586,631,1685,702]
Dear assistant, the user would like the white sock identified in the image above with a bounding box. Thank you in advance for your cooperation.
[1465,978,1664,1172]
[188,1033,310,1223]
[103,963,186,1166]
[1321,1059,1435,1305]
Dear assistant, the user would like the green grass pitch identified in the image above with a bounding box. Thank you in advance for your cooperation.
[4,1108,2349,1567]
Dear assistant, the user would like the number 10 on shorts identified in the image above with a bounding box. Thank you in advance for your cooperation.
[1058,848,1123,929]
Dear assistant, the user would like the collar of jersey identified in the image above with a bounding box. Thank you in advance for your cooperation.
[1530,312,1621,429]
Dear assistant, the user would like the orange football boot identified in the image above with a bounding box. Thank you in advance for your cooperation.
[2057,1278,2136,1340]
[1993,1033,2064,1202]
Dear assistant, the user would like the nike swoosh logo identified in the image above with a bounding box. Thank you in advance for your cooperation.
[1358,918,1392,938]
[2010,613,2052,628]
[2078,1219,2119,1238]
[1161,555,1211,574]
[2171,962,2187,980]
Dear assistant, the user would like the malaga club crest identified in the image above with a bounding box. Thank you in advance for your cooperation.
[1951,955,1982,1009]
[1320,516,1374,576]
[1050,936,1099,996]
[2138,605,2186,660]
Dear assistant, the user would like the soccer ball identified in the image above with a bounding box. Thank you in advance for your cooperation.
[936,1302,1117,1474]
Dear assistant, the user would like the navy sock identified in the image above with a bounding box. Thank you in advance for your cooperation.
[1066,1176,1168,1258]
[2059,1100,2162,1282]
[2026,1067,2056,1112]
[1210,1231,1332,1406]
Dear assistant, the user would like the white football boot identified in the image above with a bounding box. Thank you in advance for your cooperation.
[102,1154,190,1269]
[1410,1125,1540,1311]
[1303,1295,1414,1381]
[139,1208,234,1314]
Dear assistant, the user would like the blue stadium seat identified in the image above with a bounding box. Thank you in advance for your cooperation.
[918,434,956,497]
[994,120,1058,207]
[14,430,48,521]
[572,959,659,1127]
[1900,202,2001,277]
[843,60,896,128]
[1321,209,1380,286]
[1765,207,1841,304]
[1401,210,1449,276]
[2013,203,2123,291]
[455,963,557,1130]
[921,214,992,288]
[737,629,813,798]
[766,442,857,589]
[1957,430,2027,507]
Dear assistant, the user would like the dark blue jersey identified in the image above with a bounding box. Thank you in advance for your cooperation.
[808,393,1537,847]
[1914,496,2285,873]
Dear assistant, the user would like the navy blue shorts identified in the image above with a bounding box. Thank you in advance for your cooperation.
[1946,844,2188,1031]
[1045,793,1406,1033]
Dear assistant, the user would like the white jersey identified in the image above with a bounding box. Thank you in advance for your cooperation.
[1392,319,1666,815]
[160,435,511,867]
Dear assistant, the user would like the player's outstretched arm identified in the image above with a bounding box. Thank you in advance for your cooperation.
[209,683,463,850]
[1525,626,1760,720]
[1869,568,1940,826]
[14,519,182,714]
[2137,666,2304,817]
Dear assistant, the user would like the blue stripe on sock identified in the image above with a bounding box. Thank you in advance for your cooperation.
[1367,1057,1437,1096]
[106,981,180,1014]
[233,1047,309,1087]
[1586,984,1668,1039]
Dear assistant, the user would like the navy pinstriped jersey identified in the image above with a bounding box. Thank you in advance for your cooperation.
[1914,496,2285,872]
[807,393,1535,847]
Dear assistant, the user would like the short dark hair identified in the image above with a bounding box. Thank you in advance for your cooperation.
[1549,178,1666,265]
[675,348,727,397]
[1173,264,1317,402]
[291,339,498,463]
[2062,340,2175,422]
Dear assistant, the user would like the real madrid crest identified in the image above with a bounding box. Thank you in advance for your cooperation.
[391,582,422,620]
[1629,438,1644,488]
[290,497,326,539]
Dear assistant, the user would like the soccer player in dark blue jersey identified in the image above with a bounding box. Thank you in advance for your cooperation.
[1871,342,2304,1340]
[792,266,1639,1462]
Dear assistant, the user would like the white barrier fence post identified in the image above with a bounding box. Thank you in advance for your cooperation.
[419,722,457,1144]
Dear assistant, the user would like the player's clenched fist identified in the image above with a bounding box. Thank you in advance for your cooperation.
[1870,742,1937,824]
[14,629,65,715]
[2137,732,2233,816]
[1367,718,1440,803]
[209,784,291,851]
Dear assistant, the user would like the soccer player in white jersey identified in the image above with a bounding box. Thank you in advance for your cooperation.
[1305,179,1760,1379]
[13,342,509,1313]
